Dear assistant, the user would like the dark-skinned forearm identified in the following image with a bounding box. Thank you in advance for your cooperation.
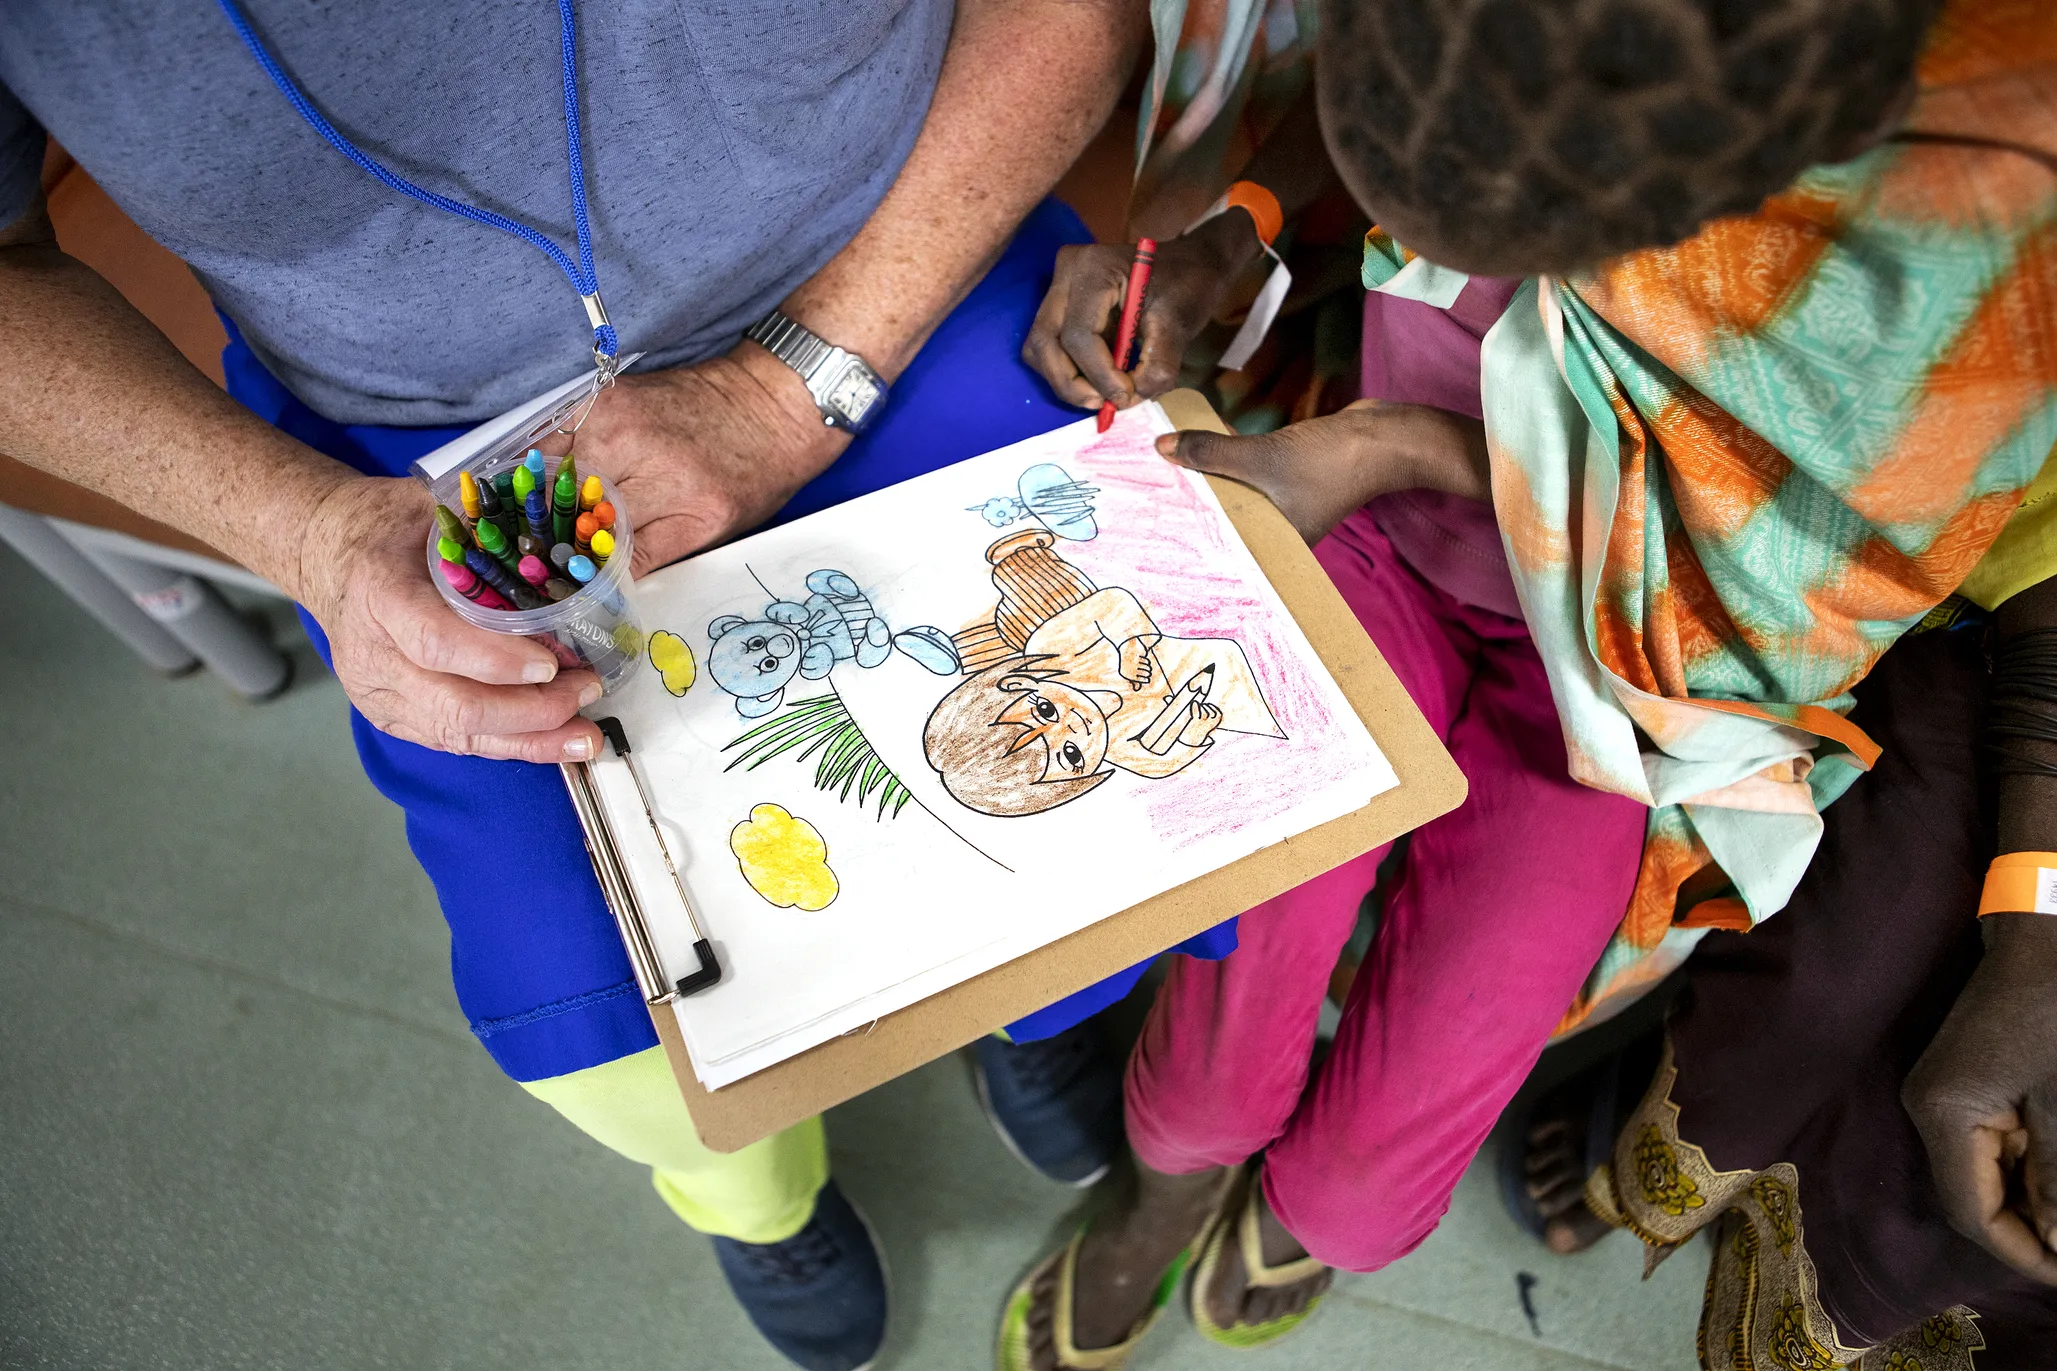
[1990,575,2057,958]
[1162,86,1341,286]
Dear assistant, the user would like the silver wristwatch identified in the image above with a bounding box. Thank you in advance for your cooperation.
[745,309,888,435]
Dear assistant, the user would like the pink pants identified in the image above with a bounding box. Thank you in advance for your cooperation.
[1123,510,1646,1273]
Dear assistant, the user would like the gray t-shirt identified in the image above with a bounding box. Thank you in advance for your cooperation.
[0,0,949,425]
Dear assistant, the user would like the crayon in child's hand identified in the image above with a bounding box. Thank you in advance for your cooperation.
[589,528,615,566]
[579,475,603,512]
[440,557,512,611]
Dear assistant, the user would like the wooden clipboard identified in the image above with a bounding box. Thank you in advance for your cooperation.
[657,389,1466,1151]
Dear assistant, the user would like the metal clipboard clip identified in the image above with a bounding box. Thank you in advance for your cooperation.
[559,717,723,1004]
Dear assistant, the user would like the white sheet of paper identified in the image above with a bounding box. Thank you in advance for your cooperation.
[587,403,1396,1087]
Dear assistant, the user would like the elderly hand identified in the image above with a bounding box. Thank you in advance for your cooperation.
[295,476,604,763]
[1023,211,1267,413]
[575,344,845,576]
[1903,912,2057,1285]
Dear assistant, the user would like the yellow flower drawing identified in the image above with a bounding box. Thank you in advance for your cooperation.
[729,803,838,911]
[649,630,696,696]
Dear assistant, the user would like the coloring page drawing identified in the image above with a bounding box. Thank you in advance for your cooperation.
[581,404,1395,1087]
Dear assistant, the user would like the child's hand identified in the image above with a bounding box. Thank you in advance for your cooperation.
[1178,701,1224,747]
[1160,401,1491,544]
[1119,635,1156,689]
[1023,213,1269,412]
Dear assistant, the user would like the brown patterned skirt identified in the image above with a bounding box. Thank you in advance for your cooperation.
[1586,624,2057,1369]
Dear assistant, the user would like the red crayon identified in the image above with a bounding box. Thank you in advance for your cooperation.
[440,557,513,611]
[1097,237,1157,433]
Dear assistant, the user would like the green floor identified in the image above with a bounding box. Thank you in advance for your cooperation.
[0,541,1708,1370]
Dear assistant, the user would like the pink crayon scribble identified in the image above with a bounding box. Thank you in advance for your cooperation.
[1060,418,1357,851]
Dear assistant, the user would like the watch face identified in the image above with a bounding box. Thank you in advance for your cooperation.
[825,364,880,423]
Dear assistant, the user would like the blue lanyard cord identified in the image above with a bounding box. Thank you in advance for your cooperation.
[215,0,619,364]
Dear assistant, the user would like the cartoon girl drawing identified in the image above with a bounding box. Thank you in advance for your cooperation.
[923,532,1284,816]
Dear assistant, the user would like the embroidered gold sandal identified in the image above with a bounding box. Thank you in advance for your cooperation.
[1189,1164,1332,1350]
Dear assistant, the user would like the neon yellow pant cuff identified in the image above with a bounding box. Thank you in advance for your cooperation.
[521,1045,828,1245]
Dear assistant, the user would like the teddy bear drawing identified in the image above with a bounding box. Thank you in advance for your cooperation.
[706,569,959,718]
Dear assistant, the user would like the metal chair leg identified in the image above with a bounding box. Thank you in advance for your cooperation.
[68,538,292,700]
[0,502,199,676]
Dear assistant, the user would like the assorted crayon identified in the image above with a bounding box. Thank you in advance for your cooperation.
[524,487,552,546]
[552,455,580,546]
[473,517,524,577]
[427,455,625,626]
[434,503,470,549]
[440,557,513,610]
[463,545,539,609]
[491,471,518,540]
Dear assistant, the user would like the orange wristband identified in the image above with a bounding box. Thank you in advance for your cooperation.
[1977,851,2057,916]
[1223,181,1284,250]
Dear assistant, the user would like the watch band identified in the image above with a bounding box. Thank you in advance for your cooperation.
[745,309,887,434]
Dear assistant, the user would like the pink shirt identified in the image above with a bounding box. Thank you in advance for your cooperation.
[1361,276,1524,619]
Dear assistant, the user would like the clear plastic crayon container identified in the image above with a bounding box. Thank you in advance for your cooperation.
[422,461,645,695]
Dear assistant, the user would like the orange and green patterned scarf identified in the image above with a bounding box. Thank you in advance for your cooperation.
[1468,0,2057,1029]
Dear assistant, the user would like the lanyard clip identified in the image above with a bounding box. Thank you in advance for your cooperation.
[583,291,619,386]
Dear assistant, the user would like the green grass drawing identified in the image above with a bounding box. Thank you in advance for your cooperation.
[721,690,914,820]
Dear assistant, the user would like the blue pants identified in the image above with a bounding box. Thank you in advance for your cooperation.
[226,199,1235,1083]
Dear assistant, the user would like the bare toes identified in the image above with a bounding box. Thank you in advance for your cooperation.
[1543,1204,1615,1255]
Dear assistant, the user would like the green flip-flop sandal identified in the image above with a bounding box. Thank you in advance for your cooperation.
[997,1184,1231,1371]
[1189,1165,1332,1350]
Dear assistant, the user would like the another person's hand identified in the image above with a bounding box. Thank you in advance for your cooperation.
[296,476,604,762]
[1023,211,1268,412]
[1158,400,1491,544]
[577,346,844,575]
[1903,913,2057,1285]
